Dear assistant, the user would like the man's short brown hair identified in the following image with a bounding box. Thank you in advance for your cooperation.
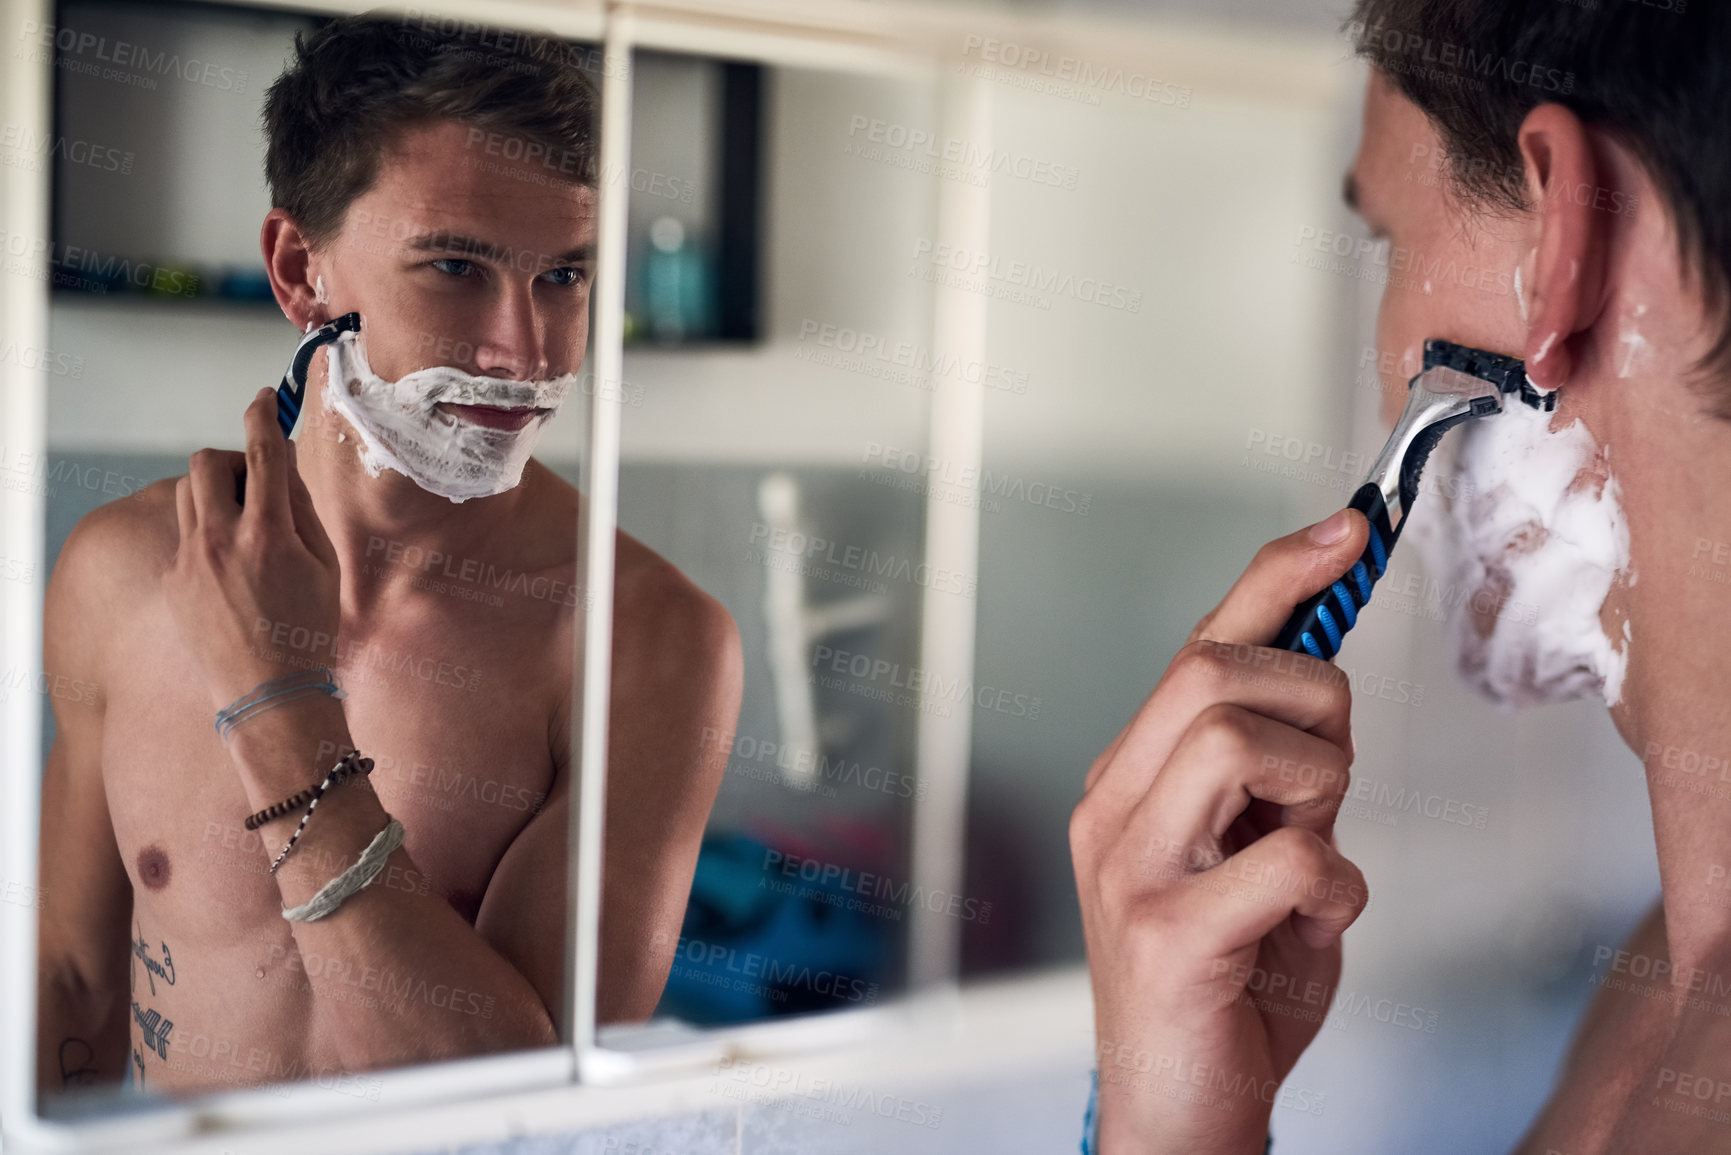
[1347,0,1731,406]
[262,14,599,250]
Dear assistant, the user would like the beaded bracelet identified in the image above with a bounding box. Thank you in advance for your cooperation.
[244,786,318,831]
[248,749,376,832]
[267,750,375,875]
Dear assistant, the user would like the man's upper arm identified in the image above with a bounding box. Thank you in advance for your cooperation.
[473,773,570,1030]
[38,500,147,1086]
[599,571,744,1021]
[471,560,744,1030]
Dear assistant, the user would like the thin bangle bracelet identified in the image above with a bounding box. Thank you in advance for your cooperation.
[1080,1069,1272,1153]
[1081,1069,1098,1154]
[214,667,344,741]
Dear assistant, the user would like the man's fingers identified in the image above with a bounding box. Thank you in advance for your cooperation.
[285,440,338,567]
[186,448,242,532]
[1122,704,1349,862]
[1193,509,1370,648]
[1084,639,1351,804]
[173,475,196,541]
[1165,826,1369,957]
[1083,510,1367,807]
[241,388,293,530]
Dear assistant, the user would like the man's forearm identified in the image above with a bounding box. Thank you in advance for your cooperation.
[225,696,556,1068]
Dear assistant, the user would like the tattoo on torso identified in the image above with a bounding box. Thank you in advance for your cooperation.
[57,1038,99,1089]
[130,999,174,1061]
[127,919,177,1085]
[131,923,175,996]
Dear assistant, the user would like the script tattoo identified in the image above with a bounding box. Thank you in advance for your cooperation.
[126,918,176,1079]
[131,921,176,996]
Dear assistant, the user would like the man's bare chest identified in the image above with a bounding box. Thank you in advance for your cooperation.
[101,602,566,940]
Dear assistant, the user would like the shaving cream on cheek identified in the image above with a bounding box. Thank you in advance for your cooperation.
[1405,401,1633,708]
[321,329,574,503]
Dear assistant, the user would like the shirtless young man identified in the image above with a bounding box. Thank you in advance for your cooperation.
[1073,2,1731,1152]
[36,17,742,1099]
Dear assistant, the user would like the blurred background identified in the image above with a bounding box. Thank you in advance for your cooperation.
[17,0,1658,1151]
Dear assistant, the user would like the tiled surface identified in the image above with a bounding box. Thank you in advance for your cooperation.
[396,1062,1089,1155]
[740,1063,1089,1155]
[402,1108,739,1155]
[566,1109,739,1155]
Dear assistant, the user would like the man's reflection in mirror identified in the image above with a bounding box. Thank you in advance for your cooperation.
[36,15,742,1100]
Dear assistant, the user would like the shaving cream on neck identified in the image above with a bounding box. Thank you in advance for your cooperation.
[322,327,573,503]
[1405,401,1632,708]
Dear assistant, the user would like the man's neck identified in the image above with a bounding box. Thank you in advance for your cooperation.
[1603,361,1731,974]
[292,405,541,614]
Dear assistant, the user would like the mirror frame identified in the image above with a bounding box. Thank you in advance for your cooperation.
[0,0,988,1145]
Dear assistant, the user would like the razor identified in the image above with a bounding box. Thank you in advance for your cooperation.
[274,312,361,438]
[1271,339,1554,661]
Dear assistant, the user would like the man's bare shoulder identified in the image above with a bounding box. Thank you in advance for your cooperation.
[1560,900,1667,1073]
[526,455,742,718]
[1516,900,1668,1154]
[59,476,179,569]
[47,478,181,628]
[610,530,742,694]
[1579,899,1668,1042]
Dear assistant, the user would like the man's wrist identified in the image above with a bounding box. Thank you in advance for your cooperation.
[224,693,353,807]
[1093,1075,1273,1155]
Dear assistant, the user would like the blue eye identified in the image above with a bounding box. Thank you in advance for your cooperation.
[540,266,587,288]
[431,258,479,277]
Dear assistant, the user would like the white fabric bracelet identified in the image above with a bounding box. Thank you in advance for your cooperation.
[282,817,405,923]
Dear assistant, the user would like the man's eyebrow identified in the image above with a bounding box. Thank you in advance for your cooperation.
[405,232,595,265]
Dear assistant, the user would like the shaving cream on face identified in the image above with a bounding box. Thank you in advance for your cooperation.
[322,328,573,503]
[1405,401,1632,708]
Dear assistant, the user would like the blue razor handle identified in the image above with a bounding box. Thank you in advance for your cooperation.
[1271,340,1541,661]
[235,311,362,507]
[1273,482,1397,661]
[275,311,361,438]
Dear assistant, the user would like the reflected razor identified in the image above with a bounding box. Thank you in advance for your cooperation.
[1271,339,1553,661]
[274,311,362,438]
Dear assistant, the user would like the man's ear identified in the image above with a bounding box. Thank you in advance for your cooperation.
[261,208,325,332]
[1518,103,1614,391]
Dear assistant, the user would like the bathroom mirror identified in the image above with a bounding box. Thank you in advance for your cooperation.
[12,0,611,1127]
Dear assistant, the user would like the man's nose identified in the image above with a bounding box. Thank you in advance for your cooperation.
[471,293,549,380]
